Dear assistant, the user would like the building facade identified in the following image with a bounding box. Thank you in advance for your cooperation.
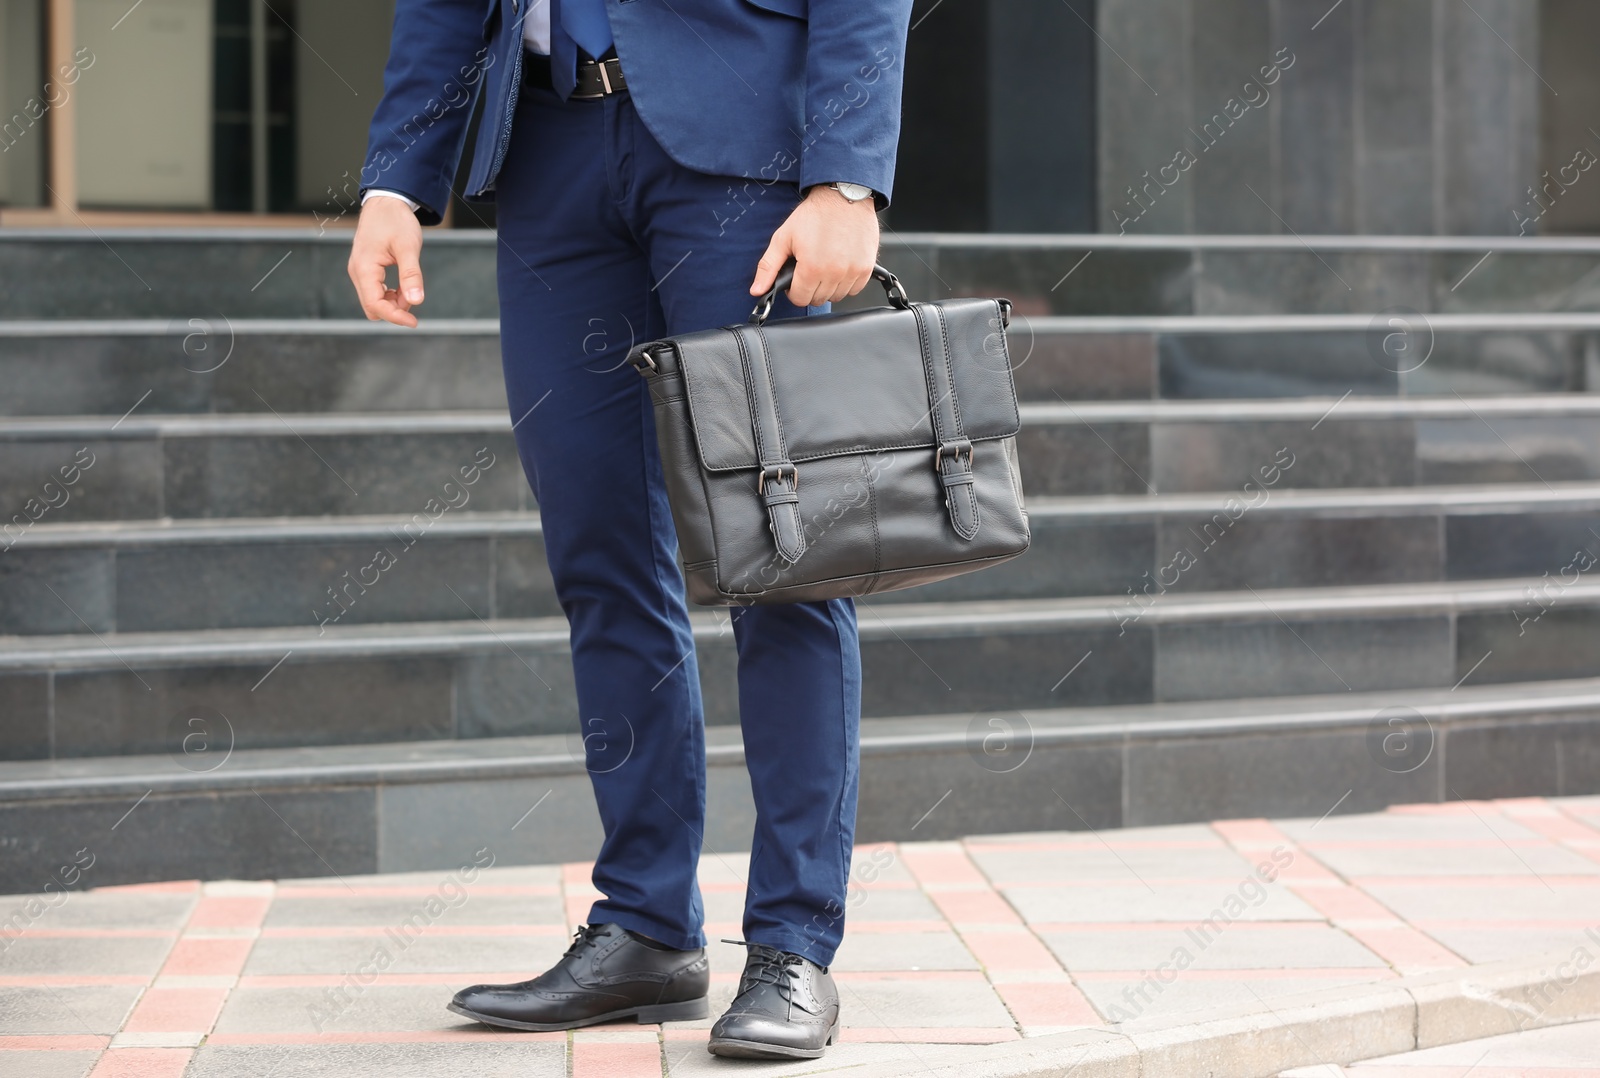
[0,0,1596,234]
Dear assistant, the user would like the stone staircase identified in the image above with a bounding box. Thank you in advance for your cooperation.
[3,230,1599,891]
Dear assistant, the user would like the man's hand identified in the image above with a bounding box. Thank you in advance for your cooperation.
[348,196,426,327]
[750,185,879,308]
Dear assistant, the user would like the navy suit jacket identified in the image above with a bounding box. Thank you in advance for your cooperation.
[362,0,913,224]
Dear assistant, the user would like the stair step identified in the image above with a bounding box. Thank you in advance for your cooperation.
[5,485,1600,635]
[5,396,1600,521]
[9,230,1600,318]
[4,312,1600,415]
[3,577,1598,761]
[2,676,1595,889]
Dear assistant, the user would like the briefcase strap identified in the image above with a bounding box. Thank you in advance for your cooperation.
[912,305,981,542]
[731,324,807,565]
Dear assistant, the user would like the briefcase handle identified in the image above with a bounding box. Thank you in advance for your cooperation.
[749,261,911,325]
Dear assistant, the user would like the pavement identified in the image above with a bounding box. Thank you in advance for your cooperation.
[3,795,1599,1077]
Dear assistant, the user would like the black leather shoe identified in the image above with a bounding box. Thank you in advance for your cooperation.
[707,943,840,1059]
[448,923,709,1031]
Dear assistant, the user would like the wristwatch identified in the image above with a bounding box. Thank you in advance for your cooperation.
[826,182,874,203]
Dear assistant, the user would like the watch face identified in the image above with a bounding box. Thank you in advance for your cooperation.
[834,182,872,202]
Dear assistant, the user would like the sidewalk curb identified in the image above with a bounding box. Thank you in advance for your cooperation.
[825,948,1600,1078]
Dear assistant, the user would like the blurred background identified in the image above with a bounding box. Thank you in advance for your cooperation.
[3,0,1600,892]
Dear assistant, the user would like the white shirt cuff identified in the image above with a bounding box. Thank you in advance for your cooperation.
[362,189,421,212]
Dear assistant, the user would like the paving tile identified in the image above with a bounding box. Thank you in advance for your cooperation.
[993,980,1101,1028]
[831,977,1013,1029]
[1411,926,1600,965]
[0,1050,97,1078]
[830,931,978,972]
[958,930,1062,973]
[0,893,193,932]
[1078,974,1390,1027]
[262,893,562,928]
[241,933,566,977]
[158,938,254,978]
[211,985,475,1035]
[1000,881,1323,924]
[573,1039,659,1078]
[1359,882,1600,923]
[927,889,1022,925]
[1277,812,1542,844]
[0,986,141,1035]
[1293,843,1600,878]
[0,937,172,977]
[184,1041,568,1078]
[86,1047,192,1077]
[1037,923,1387,972]
[121,987,228,1034]
[969,845,1262,884]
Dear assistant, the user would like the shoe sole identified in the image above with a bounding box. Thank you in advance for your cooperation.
[706,1022,839,1060]
[447,996,708,1032]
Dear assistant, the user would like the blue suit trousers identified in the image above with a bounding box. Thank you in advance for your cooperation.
[494,75,862,965]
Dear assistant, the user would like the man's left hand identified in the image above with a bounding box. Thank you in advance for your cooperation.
[750,185,879,308]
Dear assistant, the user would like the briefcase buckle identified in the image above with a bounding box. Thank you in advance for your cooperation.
[934,439,973,471]
[757,463,798,494]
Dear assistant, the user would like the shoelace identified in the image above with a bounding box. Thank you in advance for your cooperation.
[722,939,804,1000]
[562,923,607,960]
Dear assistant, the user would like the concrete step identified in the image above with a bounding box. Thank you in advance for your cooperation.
[0,320,506,417]
[7,484,1600,636]
[7,396,1600,521]
[1,675,1595,888]
[7,230,1600,318]
[3,576,1599,760]
[4,313,1600,417]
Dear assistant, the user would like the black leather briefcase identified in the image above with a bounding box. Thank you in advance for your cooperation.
[627,264,1030,606]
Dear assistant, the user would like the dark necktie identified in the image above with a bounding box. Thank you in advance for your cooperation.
[550,0,614,100]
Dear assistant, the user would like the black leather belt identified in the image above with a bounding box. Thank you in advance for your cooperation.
[523,51,628,99]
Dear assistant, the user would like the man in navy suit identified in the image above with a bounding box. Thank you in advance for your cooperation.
[348,0,912,1059]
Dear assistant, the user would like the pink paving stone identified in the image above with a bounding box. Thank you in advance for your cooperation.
[1290,883,1399,921]
[1341,924,1468,971]
[899,847,988,886]
[958,931,1063,972]
[995,981,1101,1027]
[185,896,270,930]
[93,881,200,895]
[1211,818,1290,846]
[1267,849,1342,885]
[121,988,229,1034]
[87,1048,192,1077]
[573,1039,660,1077]
[562,862,595,886]
[159,937,255,977]
[928,888,1022,925]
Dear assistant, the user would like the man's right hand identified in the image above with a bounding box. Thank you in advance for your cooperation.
[348,196,426,327]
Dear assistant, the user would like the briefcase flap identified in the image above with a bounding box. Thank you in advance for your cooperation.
[662,297,1019,473]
